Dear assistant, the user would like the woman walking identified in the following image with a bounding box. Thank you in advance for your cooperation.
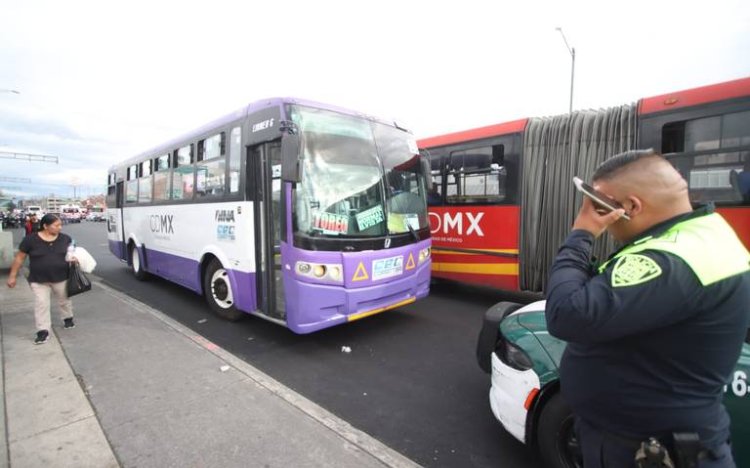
[6,214,76,344]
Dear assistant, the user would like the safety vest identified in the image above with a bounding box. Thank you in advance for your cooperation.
[598,213,750,286]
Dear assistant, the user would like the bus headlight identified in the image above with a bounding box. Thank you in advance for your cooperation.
[295,262,344,283]
[418,247,431,263]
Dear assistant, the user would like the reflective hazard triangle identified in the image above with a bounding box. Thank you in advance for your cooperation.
[405,253,416,270]
[352,262,369,282]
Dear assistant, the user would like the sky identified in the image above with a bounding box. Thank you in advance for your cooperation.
[1,0,749,200]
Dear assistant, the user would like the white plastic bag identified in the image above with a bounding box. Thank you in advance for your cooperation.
[74,246,97,273]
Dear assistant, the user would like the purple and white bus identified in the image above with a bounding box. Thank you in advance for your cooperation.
[106,98,432,333]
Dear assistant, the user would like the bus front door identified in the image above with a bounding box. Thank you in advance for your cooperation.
[249,142,285,319]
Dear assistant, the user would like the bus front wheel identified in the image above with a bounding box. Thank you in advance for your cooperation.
[203,259,243,321]
[130,244,148,281]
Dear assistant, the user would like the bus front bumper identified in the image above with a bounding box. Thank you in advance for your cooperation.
[284,261,431,334]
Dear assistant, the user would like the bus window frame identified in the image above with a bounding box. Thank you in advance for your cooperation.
[195,131,229,199]
[110,121,245,209]
[427,135,519,206]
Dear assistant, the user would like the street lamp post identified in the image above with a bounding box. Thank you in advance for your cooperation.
[555,27,575,114]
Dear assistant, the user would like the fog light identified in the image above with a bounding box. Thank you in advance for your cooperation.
[297,262,311,274]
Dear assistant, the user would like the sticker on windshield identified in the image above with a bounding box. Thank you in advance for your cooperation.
[404,214,419,231]
[611,254,662,287]
[312,212,349,235]
[355,205,385,231]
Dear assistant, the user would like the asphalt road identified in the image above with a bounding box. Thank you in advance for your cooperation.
[11,222,541,468]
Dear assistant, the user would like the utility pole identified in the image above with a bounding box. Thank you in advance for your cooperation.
[556,27,576,114]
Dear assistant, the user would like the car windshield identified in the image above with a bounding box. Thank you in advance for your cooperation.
[291,105,428,238]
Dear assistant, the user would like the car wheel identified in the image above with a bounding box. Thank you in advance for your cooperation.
[537,393,583,468]
[203,259,243,321]
[129,244,149,281]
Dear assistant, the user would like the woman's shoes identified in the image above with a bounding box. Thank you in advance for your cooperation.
[34,330,49,345]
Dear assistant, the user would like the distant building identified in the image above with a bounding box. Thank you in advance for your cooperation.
[46,197,65,214]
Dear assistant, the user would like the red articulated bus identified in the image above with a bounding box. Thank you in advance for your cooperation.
[419,76,750,294]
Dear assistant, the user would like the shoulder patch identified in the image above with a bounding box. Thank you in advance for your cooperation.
[610,254,663,288]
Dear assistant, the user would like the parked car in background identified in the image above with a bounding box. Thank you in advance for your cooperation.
[86,206,105,222]
[61,205,83,223]
[86,211,105,222]
[476,300,750,468]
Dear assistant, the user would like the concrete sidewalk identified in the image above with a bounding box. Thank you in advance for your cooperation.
[0,273,420,468]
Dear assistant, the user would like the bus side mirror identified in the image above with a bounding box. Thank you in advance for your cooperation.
[421,156,433,190]
[281,132,301,182]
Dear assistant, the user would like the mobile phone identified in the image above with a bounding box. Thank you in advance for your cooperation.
[573,177,631,220]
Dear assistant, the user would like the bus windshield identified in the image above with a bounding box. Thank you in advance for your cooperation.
[291,105,428,238]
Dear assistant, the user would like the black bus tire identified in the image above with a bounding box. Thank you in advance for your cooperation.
[203,259,243,321]
[130,244,149,281]
[537,392,582,468]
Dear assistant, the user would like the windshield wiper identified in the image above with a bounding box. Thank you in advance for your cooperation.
[406,221,419,241]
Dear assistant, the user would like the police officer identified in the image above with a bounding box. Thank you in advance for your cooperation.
[546,149,750,467]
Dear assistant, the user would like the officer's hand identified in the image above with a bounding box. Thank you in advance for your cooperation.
[572,196,625,238]
[7,276,16,288]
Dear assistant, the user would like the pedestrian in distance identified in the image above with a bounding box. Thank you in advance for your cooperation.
[545,149,750,468]
[24,213,39,235]
[6,213,77,345]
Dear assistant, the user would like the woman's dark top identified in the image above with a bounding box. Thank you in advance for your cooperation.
[19,232,72,283]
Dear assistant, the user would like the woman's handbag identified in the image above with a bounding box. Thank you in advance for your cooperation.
[67,262,92,297]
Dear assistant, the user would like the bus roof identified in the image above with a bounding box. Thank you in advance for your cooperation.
[110,97,405,174]
[638,76,750,115]
[417,118,528,149]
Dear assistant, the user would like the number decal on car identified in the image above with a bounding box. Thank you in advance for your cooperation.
[728,370,747,397]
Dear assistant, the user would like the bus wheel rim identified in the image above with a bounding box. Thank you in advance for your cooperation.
[132,248,140,272]
[210,270,234,309]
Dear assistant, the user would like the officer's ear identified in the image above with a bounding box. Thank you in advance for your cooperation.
[625,195,643,217]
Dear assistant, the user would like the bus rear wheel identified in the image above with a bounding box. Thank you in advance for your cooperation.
[130,244,148,281]
[203,259,243,321]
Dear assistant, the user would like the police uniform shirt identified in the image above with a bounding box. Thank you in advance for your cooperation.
[545,205,750,448]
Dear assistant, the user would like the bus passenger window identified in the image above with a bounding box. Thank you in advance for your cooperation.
[199,133,224,161]
[446,145,506,204]
[196,159,226,197]
[154,154,171,201]
[662,110,750,205]
[126,164,138,204]
[172,145,195,200]
[229,127,241,193]
[139,160,152,203]
[427,153,444,205]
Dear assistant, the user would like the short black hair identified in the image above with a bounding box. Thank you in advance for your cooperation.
[593,149,662,181]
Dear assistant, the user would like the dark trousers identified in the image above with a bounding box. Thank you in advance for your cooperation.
[575,418,736,468]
